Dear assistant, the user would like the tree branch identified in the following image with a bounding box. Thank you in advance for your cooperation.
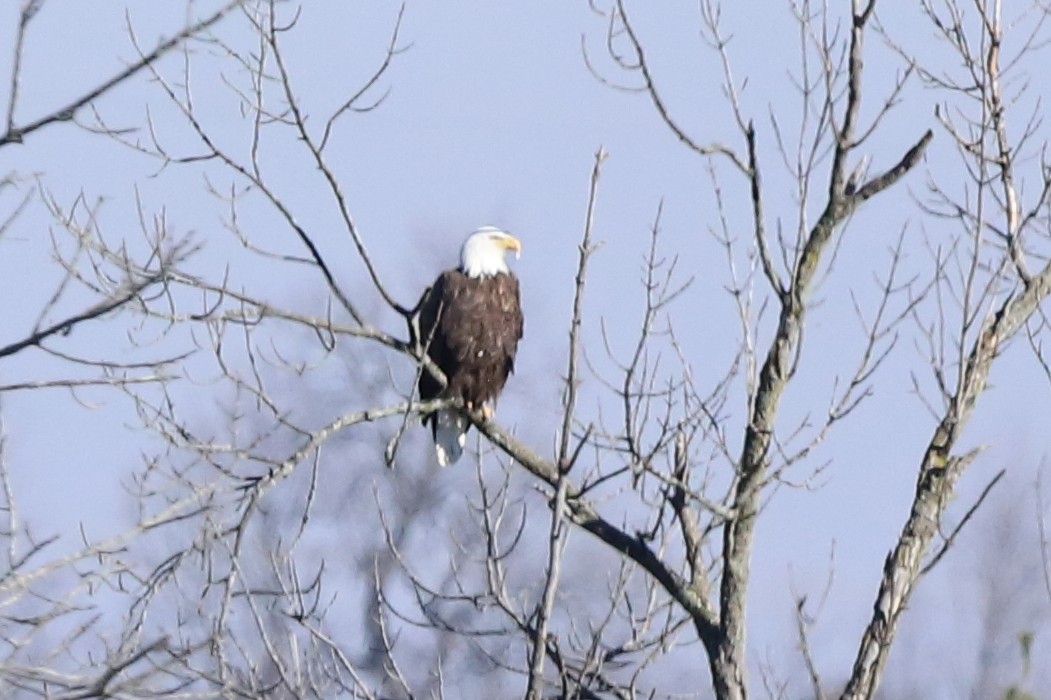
[0,0,243,148]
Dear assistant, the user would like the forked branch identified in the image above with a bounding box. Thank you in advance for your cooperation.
[0,0,244,148]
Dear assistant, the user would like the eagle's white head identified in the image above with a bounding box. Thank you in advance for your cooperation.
[460,226,522,278]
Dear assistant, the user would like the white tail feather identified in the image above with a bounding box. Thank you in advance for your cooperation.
[433,410,468,466]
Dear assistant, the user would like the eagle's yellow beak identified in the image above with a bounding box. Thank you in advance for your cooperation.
[501,235,522,259]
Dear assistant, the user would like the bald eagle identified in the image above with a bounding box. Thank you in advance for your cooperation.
[411,227,523,465]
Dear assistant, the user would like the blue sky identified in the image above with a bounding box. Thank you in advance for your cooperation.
[2,0,1049,696]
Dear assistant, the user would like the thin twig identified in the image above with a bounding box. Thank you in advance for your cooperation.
[0,0,244,148]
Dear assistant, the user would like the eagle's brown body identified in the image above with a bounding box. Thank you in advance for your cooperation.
[415,269,523,420]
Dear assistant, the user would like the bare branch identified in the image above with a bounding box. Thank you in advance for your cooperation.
[0,0,244,148]
[0,277,162,360]
[558,148,607,472]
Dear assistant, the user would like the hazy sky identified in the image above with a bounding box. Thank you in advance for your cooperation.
[2,1,1049,696]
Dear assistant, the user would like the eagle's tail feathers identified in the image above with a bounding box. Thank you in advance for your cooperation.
[433,410,468,466]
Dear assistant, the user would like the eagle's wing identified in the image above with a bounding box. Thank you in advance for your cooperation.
[411,272,451,404]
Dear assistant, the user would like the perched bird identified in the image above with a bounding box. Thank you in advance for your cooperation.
[410,227,523,465]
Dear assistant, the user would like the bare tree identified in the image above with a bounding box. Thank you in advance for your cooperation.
[0,1,245,695]
[3,0,1051,698]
